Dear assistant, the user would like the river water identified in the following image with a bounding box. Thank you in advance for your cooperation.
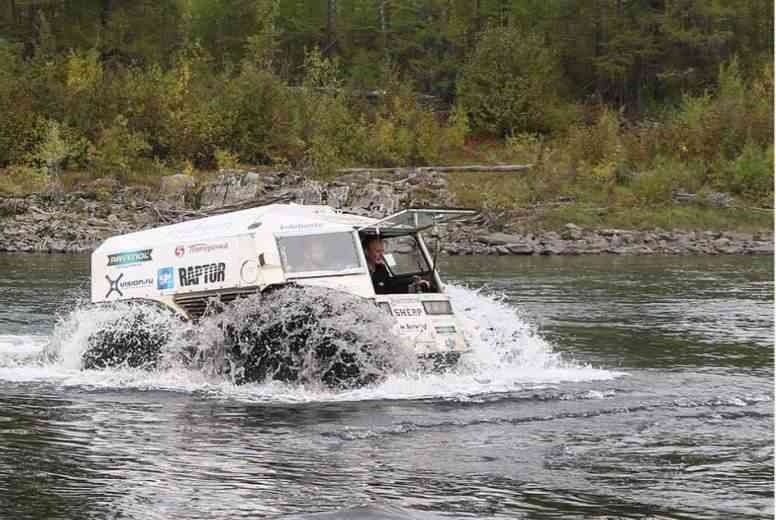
[0,254,772,520]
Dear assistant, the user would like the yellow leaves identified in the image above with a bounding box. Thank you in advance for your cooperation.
[36,120,70,167]
[214,149,240,171]
[65,49,102,94]
[591,160,617,184]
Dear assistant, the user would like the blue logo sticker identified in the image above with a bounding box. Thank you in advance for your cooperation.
[157,267,174,290]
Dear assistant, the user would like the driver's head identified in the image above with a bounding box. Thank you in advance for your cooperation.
[365,237,385,266]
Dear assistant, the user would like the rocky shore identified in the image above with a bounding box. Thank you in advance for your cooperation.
[0,168,772,256]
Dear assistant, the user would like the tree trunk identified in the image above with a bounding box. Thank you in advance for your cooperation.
[378,0,389,64]
[327,0,337,55]
[100,0,111,28]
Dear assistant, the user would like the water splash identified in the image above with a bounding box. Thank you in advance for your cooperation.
[193,286,417,388]
[3,284,621,400]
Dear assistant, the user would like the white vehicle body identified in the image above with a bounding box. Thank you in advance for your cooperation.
[91,204,477,358]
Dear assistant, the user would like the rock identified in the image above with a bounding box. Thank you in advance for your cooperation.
[747,241,774,254]
[48,240,68,253]
[561,223,582,240]
[706,191,733,209]
[0,198,28,217]
[348,183,402,216]
[199,171,262,207]
[323,185,350,208]
[538,239,567,255]
[495,246,511,255]
[479,232,524,246]
[507,241,535,255]
[608,245,636,255]
[722,231,752,242]
[295,180,326,205]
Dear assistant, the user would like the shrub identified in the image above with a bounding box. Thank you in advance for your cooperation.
[91,115,151,180]
[0,39,40,167]
[0,165,49,195]
[630,157,706,206]
[218,63,303,165]
[567,108,625,187]
[721,142,773,202]
[214,148,240,171]
[457,26,566,135]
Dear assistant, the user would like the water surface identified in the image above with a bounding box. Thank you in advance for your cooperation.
[0,254,772,519]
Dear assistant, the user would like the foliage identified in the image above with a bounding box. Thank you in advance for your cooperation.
[0,0,770,220]
[0,165,50,195]
[457,26,566,135]
[91,115,151,180]
[720,142,774,203]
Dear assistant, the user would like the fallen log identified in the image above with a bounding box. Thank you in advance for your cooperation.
[338,164,533,174]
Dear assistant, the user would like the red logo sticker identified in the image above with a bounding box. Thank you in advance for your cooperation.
[175,246,185,257]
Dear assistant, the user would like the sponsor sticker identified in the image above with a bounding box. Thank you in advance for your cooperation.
[175,246,185,257]
[121,277,154,290]
[105,273,154,298]
[157,267,174,290]
[178,263,226,287]
[188,242,229,255]
[107,249,153,267]
[105,273,123,298]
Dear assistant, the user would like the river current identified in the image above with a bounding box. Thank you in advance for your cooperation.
[0,254,772,519]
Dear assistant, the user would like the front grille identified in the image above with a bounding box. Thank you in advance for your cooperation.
[174,287,261,320]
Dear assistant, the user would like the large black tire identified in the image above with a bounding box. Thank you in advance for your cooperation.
[82,305,172,370]
[222,286,390,389]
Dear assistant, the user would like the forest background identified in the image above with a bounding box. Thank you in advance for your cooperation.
[0,0,773,230]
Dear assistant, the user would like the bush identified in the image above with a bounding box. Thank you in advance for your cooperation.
[668,57,774,166]
[0,40,41,167]
[567,108,625,187]
[721,142,773,202]
[218,63,303,165]
[458,26,567,135]
[0,165,50,195]
[91,115,151,180]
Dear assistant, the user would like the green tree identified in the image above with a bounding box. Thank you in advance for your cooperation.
[457,25,566,135]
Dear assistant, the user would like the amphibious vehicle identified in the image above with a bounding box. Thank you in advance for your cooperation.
[87,204,477,385]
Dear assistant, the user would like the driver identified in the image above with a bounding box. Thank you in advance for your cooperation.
[364,237,430,294]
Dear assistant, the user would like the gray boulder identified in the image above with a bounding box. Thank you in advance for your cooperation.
[561,223,582,240]
[507,241,535,255]
[479,232,524,246]
[200,171,263,207]
[348,183,403,216]
[159,174,196,205]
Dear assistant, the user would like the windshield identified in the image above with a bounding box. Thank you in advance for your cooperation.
[382,235,430,276]
[277,232,363,275]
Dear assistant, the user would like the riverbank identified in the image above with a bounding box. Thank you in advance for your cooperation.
[0,168,772,256]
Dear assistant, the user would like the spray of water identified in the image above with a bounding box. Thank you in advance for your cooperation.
[10,284,620,400]
[193,286,417,388]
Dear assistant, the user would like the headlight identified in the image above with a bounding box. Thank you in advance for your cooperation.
[377,302,392,315]
[422,300,453,315]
